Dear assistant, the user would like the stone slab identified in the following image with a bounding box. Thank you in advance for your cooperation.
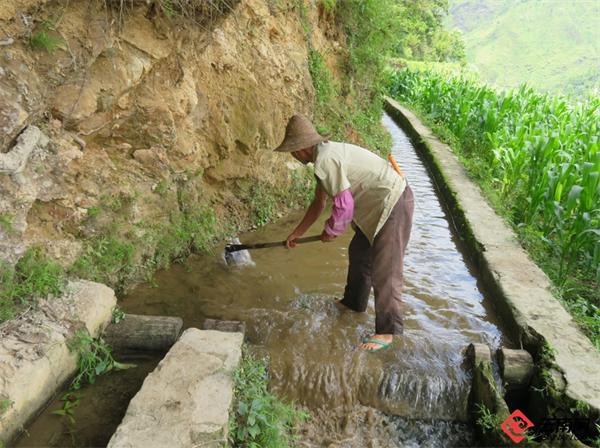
[103,314,183,351]
[107,328,244,448]
[0,280,116,444]
[202,318,246,335]
[384,97,600,413]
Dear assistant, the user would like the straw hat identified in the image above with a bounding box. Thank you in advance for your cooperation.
[273,115,326,152]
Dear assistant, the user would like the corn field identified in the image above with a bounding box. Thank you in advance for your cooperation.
[388,69,599,347]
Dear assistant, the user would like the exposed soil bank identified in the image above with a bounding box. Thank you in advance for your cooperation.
[0,0,340,287]
[384,98,600,417]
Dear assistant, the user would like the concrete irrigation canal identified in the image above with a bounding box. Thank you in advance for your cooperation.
[8,105,600,447]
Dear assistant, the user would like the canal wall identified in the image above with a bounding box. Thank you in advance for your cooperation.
[384,97,600,417]
[0,280,115,444]
[107,328,243,448]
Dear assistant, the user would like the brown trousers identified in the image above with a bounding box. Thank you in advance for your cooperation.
[340,185,414,335]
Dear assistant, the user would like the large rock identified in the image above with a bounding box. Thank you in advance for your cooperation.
[0,280,116,444]
[108,328,243,448]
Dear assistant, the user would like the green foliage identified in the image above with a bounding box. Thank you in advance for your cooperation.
[159,0,176,18]
[52,391,81,425]
[86,206,101,219]
[475,404,503,434]
[0,248,65,323]
[230,352,308,448]
[70,233,135,288]
[51,330,134,426]
[293,0,311,37]
[308,50,335,106]
[389,68,600,348]
[0,398,12,416]
[67,329,134,390]
[308,0,429,156]
[592,423,600,448]
[30,22,65,53]
[154,180,169,196]
[0,213,15,235]
[85,193,132,223]
[73,201,220,291]
[100,193,126,212]
[250,182,279,227]
[288,166,316,209]
[395,0,465,63]
[448,0,600,96]
[237,167,315,228]
[111,306,125,324]
[319,0,336,13]
[151,204,220,270]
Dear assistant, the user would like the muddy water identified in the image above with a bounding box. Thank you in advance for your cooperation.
[16,352,161,448]
[121,113,507,445]
[17,113,507,447]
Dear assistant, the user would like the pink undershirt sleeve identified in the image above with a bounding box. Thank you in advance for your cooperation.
[324,188,354,236]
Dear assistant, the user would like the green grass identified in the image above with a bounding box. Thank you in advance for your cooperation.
[0,213,15,235]
[448,0,600,96]
[30,21,65,53]
[305,0,417,157]
[69,233,136,290]
[287,166,316,209]
[388,68,600,349]
[0,398,12,416]
[319,0,336,13]
[236,167,316,229]
[249,182,279,227]
[0,248,65,322]
[308,50,336,107]
[151,204,220,268]
[229,352,308,447]
[475,404,503,434]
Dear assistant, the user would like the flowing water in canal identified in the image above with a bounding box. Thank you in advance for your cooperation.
[17,113,509,447]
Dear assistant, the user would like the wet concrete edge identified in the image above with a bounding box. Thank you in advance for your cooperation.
[384,97,600,414]
[107,329,243,447]
[0,280,116,445]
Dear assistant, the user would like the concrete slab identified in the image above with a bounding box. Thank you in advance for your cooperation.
[0,280,116,443]
[384,98,600,413]
[107,328,243,448]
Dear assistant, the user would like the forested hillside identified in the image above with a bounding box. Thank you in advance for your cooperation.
[448,0,600,96]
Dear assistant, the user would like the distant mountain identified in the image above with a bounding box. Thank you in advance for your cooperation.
[448,0,600,96]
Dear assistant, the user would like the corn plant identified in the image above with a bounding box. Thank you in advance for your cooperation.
[388,68,599,347]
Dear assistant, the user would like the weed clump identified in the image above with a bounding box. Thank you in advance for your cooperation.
[30,22,65,53]
[0,248,65,322]
[230,352,308,447]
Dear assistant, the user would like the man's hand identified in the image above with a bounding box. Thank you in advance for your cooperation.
[320,230,336,243]
[286,230,304,248]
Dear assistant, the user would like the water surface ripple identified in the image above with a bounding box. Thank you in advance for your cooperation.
[118,113,507,446]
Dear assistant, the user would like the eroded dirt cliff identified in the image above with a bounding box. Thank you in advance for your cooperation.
[0,0,344,285]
